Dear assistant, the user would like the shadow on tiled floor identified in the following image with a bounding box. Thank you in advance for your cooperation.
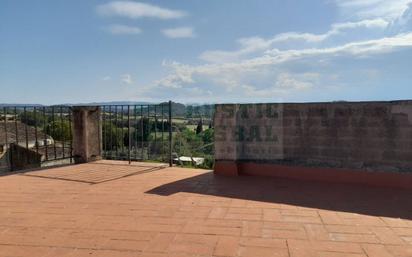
[146,172,412,220]
[21,161,168,184]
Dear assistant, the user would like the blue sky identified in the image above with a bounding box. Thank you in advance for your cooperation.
[1,0,412,104]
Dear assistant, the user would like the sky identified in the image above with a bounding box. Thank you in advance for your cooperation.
[1,0,412,104]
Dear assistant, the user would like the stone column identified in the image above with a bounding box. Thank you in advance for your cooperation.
[71,106,102,163]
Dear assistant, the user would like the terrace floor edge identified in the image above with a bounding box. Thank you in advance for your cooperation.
[214,160,412,190]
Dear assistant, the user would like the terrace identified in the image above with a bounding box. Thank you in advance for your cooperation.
[3,1,412,256]
[0,102,412,257]
[0,160,411,257]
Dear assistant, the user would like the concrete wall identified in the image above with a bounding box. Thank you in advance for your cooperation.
[214,101,412,188]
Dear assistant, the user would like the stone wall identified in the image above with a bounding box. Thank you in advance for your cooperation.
[9,144,42,171]
[0,150,10,172]
[71,106,102,163]
[215,104,284,161]
[214,101,412,176]
[281,101,412,172]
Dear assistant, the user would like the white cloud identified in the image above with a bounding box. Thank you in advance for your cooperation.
[152,32,412,97]
[121,74,133,84]
[239,73,316,98]
[102,76,111,81]
[105,24,142,35]
[276,73,315,90]
[335,0,412,21]
[264,33,412,59]
[270,19,389,43]
[199,19,389,63]
[162,27,195,38]
[137,0,412,102]
[390,2,412,32]
[97,1,187,19]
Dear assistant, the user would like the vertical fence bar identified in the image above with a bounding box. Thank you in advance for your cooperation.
[120,105,124,158]
[3,107,7,146]
[68,108,73,164]
[52,107,57,160]
[23,107,29,165]
[154,105,157,159]
[102,105,107,158]
[34,107,38,155]
[114,105,119,158]
[128,105,131,164]
[161,103,165,161]
[43,107,48,161]
[134,105,137,160]
[13,107,18,169]
[141,105,144,160]
[168,101,172,167]
[109,106,113,159]
[3,108,8,167]
[97,106,101,159]
[23,107,28,150]
[14,107,18,147]
[147,105,150,160]
[60,106,65,159]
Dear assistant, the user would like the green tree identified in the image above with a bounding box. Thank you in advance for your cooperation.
[46,120,71,141]
[124,117,151,146]
[20,111,47,127]
[102,121,124,151]
[174,128,203,156]
[200,128,213,153]
[196,119,203,134]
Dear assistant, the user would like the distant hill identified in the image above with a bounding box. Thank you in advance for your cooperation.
[0,104,44,108]
[70,101,152,106]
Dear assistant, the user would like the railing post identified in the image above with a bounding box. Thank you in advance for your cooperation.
[168,101,172,167]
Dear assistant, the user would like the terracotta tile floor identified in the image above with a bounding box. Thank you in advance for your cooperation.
[0,160,411,257]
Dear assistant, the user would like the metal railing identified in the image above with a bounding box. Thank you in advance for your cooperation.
[0,105,73,171]
[100,102,215,169]
[101,102,172,165]
[171,104,215,169]
[0,102,216,172]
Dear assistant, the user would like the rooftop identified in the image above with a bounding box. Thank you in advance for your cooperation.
[0,160,411,257]
[0,122,50,145]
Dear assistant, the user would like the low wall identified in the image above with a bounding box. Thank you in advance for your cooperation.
[9,144,42,171]
[214,101,412,189]
[0,150,10,172]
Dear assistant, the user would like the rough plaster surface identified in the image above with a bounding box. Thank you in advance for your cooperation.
[215,101,412,173]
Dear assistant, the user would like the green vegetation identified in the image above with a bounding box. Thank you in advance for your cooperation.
[173,127,214,169]
[46,120,71,141]
[19,109,72,142]
[102,121,124,151]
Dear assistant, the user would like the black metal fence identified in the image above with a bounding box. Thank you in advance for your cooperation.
[100,102,215,169]
[170,104,215,169]
[101,102,172,165]
[0,102,216,172]
[0,106,73,171]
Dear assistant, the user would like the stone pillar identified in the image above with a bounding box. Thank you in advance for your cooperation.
[71,106,102,163]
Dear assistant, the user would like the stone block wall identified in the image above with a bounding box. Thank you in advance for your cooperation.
[280,101,412,172]
[214,101,412,188]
